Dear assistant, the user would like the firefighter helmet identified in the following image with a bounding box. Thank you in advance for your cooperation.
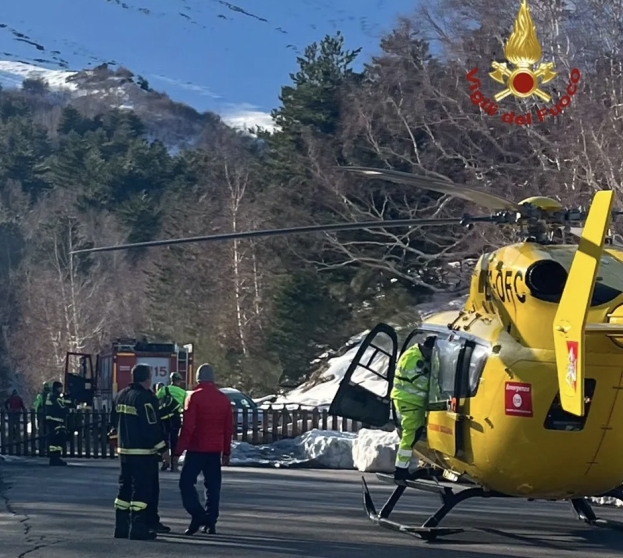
[170,372,182,383]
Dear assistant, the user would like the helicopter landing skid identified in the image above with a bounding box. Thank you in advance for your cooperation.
[570,497,623,532]
[362,472,508,542]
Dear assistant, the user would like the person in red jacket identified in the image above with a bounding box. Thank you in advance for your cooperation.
[174,363,232,536]
[4,390,25,411]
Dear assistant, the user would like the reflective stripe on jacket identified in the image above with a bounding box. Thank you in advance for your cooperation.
[157,384,186,410]
[390,344,430,406]
[45,392,71,423]
[109,383,167,456]
[158,388,181,421]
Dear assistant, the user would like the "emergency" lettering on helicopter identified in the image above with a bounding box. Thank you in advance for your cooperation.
[428,423,453,435]
[484,267,527,304]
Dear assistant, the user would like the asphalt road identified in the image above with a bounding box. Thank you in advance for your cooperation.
[1,459,623,558]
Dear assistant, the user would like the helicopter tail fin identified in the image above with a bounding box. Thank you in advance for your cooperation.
[553,190,615,417]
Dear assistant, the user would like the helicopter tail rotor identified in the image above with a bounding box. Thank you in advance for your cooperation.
[552,190,615,417]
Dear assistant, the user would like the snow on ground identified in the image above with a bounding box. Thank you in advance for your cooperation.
[0,61,78,90]
[177,428,395,472]
[270,294,468,409]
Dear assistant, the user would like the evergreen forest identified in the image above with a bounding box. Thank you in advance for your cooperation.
[1,0,621,399]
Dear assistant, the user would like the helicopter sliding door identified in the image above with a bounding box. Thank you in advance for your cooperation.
[328,323,399,427]
[426,334,482,458]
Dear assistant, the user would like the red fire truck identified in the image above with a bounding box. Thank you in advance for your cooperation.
[64,339,194,410]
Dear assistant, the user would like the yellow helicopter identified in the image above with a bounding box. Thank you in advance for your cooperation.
[73,166,623,541]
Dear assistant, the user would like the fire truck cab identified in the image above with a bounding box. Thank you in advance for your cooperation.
[65,339,194,410]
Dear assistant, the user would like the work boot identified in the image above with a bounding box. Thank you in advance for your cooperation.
[129,512,157,540]
[201,524,216,534]
[185,513,209,536]
[149,521,171,534]
[113,509,130,539]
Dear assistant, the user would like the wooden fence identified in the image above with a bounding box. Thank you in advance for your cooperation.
[0,406,366,459]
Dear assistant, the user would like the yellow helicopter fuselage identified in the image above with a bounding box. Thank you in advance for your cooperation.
[413,240,623,499]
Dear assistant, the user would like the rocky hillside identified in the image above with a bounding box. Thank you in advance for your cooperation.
[0,61,233,148]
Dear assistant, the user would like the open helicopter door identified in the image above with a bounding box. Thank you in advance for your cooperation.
[328,323,398,427]
[425,334,473,458]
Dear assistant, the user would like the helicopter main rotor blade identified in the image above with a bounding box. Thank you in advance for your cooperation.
[340,167,523,213]
[70,217,469,255]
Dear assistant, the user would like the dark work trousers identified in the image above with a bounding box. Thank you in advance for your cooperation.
[147,455,161,527]
[179,452,222,527]
[168,414,181,455]
[46,422,66,459]
[114,455,158,518]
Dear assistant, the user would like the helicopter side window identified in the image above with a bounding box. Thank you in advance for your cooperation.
[428,338,463,408]
[466,343,488,396]
[428,336,489,410]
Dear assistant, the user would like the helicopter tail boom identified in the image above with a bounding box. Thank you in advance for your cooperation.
[553,190,615,417]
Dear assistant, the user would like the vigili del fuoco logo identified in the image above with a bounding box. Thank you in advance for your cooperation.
[466,0,581,125]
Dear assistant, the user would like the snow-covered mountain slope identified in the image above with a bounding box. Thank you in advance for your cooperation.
[0,1,411,132]
[0,59,266,132]
[271,294,468,408]
[0,60,255,148]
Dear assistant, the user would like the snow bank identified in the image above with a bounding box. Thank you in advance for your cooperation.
[590,496,623,508]
[178,429,356,469]
[353,428,399,473]
[177,428,400,472]
[299,429,355,468]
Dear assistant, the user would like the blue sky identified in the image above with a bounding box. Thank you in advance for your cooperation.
[0,0,420,129]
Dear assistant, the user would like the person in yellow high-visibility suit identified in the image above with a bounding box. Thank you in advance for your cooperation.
[391,335,436,481]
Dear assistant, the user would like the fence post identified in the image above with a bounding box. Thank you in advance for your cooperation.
[311,408,320,430]
[29,410,37,457]
[84,411,91,458]
[251,408,259,444]
[67,412,75,458]
[291,407,299,438]
[77,411,84,457]
[38,412,46,457]
[1,412,7,455]
[271,407,279,443]
[15,411,23,456]
[262,406,269,444]
[232,411,238,442]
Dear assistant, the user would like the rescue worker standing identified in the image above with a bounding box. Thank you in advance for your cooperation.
[33,382,50,431]
[45,381,72,466]
[156,372,185,472]
[155,381,182,471]
[109,364,169,540]
[33,382,50,412]
[390,335,435,481]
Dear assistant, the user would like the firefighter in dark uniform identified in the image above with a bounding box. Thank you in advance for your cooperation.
[108,364,170,540]
[45,381,72,466]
